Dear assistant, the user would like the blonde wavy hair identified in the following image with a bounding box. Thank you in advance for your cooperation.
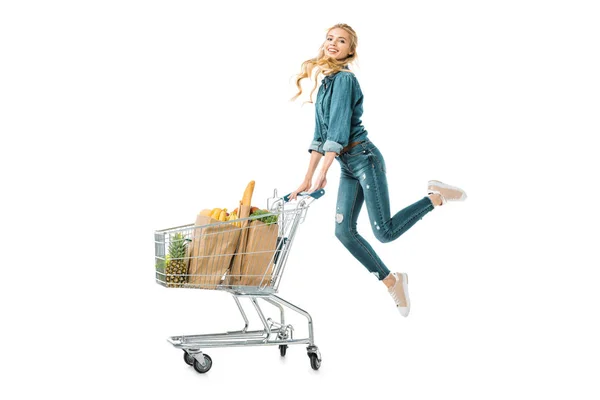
[291,23,358,103]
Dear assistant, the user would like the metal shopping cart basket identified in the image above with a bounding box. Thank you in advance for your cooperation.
[154,189,325,373]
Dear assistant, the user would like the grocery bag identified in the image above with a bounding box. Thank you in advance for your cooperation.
[226,206,279,287]
[239,220,279,286]
[187,214,241,289]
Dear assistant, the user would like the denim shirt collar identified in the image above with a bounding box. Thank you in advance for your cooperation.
[321,66,350,85]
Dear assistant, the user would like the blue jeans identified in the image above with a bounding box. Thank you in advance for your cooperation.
[334,140,435,280]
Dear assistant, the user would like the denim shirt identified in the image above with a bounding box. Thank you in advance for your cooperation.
[308,70,369,155]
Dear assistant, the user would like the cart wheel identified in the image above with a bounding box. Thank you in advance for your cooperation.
[279,345,288,357]
[183,351,195,366]
[308,353,321,370]
[193,354,213,374]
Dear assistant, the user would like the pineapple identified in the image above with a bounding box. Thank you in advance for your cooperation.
[165,232,188,288]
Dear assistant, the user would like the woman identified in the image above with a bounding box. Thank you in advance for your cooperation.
[289,23,467,317]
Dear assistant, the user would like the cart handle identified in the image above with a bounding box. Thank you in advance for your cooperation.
[283,189,325,202]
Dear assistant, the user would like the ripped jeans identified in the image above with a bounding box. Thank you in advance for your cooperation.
[334,140,435,280]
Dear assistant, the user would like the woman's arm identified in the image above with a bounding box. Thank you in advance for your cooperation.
[290,150,323,200]
[305,149,324,180]
[309,151,336,192]
[322,73,355,153]
[308,74,356,192]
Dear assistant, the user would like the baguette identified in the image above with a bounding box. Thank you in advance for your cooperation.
[242,180,255,207]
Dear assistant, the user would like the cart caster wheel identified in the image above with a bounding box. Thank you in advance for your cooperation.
[183,351,195,366]
[308,353,321,370]
[279,345,288,357]
[193,354,213,374]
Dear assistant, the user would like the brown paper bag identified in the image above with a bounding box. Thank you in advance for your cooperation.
[240,220,279,286]
[224,205,251,286]
[187,214,241,289]
[226,216,279,287]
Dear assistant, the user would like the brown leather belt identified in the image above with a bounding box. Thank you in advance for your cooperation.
[339,141,364,155]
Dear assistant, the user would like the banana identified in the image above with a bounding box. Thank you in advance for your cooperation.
[210,208,222,220]
[218,208,228,222]
[229,211,239,227]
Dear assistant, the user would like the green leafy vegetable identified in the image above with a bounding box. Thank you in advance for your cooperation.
[250,209,278,225]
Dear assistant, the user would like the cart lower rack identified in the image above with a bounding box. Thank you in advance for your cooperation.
[154,189,325,373]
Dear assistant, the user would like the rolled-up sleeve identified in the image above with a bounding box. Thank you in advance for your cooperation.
[308,139,324,154]
[323,139,343,154]
[308,110,325,154]
[323,73,354,154]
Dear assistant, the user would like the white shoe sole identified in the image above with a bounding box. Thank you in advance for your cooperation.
[398,272,410,317]
[428,180,467,201]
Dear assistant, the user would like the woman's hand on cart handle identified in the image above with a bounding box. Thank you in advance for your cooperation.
[284,189,326,202]
[289,178,312,201]
[309,172,327,193]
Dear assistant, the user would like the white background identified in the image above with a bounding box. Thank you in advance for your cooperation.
[1,0,599,398]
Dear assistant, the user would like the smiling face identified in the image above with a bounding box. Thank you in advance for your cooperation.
[323,27,353,60]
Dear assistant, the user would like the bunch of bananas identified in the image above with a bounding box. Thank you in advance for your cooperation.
[197,180,255,227]
[199,208,228,221]
[199,207,241,225]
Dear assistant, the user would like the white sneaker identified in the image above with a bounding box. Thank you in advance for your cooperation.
[388,272,410,317]
[428,180,467,205]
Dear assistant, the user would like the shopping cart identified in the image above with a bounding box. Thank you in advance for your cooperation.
[154,189,325,373]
